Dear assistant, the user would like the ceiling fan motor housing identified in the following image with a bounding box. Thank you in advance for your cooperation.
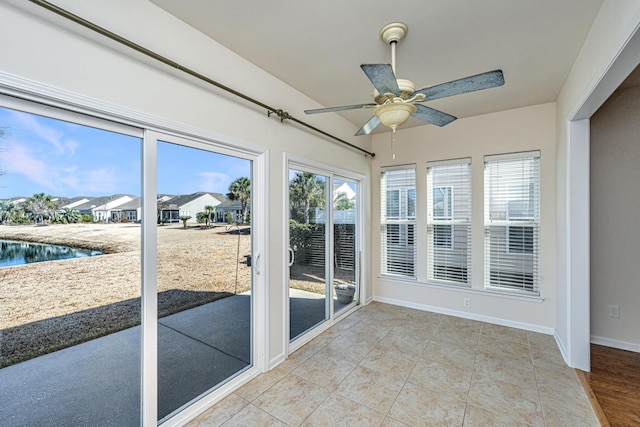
[374,78,416,104]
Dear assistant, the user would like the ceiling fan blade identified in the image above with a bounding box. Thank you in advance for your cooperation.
[361,64,400,96]
[304,103,377,114]
[355,115,381,136]
[413,104,457,127]
[413,70,504,101]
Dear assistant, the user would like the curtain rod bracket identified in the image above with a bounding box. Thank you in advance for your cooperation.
[268,109,292,122]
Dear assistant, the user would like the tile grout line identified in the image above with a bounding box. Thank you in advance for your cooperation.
[528,333,549,427]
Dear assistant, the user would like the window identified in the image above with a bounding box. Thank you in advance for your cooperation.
[380,166,416,278]
[427,159,471,285]
[507,200,534,254]
[433,187,453,249]
[484,151,540,294]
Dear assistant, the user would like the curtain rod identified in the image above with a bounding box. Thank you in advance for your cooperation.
[28,0,375,158]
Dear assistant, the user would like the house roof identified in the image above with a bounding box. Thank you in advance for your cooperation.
[150,0,603,134]
[71,194,136,211]
[217,198,242,210]
[113,197,141,210]
[162,192,226,208]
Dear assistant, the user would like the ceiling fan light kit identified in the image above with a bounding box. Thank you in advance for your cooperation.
[304,21,505,141]
[374,101,416,130]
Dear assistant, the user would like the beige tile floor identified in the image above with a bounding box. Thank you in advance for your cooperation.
[187,302,598,427]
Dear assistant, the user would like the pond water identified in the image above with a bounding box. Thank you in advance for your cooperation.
[0,239,102,267]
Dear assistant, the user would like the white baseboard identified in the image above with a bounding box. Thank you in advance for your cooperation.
[554,330,570,365]
[373,295,554,335]
[591,335,640,353]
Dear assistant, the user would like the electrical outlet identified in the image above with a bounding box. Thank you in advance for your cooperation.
[609,305,620,318]
[463,298,471,308]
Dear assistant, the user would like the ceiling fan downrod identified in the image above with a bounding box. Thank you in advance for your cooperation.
[380,22,408,75]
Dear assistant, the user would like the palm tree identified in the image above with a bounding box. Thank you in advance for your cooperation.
[289,172,325,224]
[203,205,216,226]
[59,207,81,223]
[179,215,192,228]
[228,177,251,224]
[0,201,17,224]
[334,192,355,210]
[26,193,57,224]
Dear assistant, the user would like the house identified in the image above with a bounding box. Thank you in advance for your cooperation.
[157,192,225,223]
[67,195,135,222]
[213,197,244,224]
[1,0,639,425]
[110,197,142,222]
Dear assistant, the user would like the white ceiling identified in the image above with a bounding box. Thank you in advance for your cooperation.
[150,0,603,134]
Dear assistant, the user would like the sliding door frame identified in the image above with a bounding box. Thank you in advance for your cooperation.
[285,154,364,354]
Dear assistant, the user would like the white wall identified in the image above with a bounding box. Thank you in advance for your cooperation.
[0,0,372,366]
[371,103,557,331]
[179,194,221,222]
[590,83,640,350]
[555,0,640,368]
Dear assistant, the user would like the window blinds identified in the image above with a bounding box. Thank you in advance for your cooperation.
[484,151,540,294]
[427,159,472,285]
[380,166,416,278]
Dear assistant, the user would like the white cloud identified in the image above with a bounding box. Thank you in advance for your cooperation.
[0,143,54,190]
[83,167,118,194]
[198,171,230,193]
[10,110,78,155]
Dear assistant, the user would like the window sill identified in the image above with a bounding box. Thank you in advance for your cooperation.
[377,275,545,303]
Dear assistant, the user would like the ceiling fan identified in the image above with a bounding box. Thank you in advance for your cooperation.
[304,22,505,136]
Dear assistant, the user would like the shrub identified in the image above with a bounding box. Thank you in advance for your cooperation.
[196,211,208,224]
[179,215,192,228]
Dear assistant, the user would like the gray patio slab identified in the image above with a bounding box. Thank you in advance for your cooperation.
[0,291,338,426]
[0,325,142,427]
[0,295,252,427]
[157,323,249,421]
[159,294,251,364]
[289,289,353,340]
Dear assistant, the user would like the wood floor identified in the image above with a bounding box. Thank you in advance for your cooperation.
[580,344,640,427]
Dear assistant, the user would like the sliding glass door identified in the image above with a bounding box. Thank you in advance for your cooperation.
[333,178,359,314]
[0,101,143,426]
[288,164,360,343]
[155,136,253,422]
[0,93,263,426]
[288,168,329,341]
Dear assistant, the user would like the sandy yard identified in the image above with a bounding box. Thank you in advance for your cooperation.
[0,222,252,367]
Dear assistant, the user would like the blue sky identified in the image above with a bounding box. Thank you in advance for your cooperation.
[0,107,250,198]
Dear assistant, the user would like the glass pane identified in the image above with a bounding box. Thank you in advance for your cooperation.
[386,189,399,217]
[0,106,142,425]
[156,141,252,421]
[289,169,328,341]
[333,179,357,313]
